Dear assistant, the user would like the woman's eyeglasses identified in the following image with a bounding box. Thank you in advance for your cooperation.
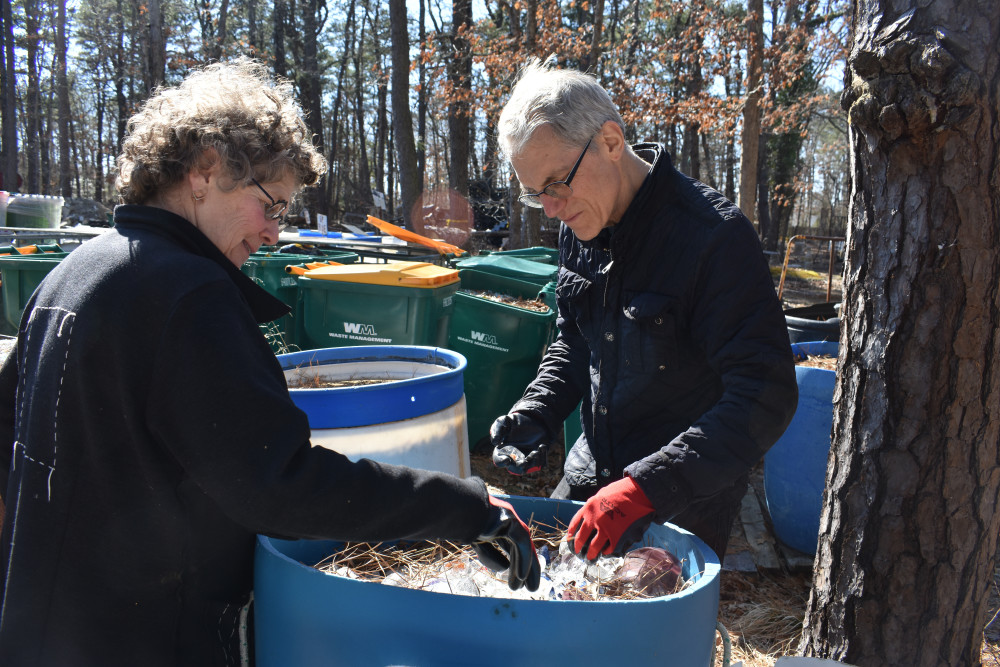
[518,137,593,209]
[250,178,290,230]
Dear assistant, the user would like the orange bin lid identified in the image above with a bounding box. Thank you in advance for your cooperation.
[302,261,460,288]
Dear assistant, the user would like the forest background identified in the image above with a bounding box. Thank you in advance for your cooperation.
[0,0,849,253]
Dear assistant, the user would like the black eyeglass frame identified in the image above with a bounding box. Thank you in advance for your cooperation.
[518,136,594,209]
[250,177,290,229]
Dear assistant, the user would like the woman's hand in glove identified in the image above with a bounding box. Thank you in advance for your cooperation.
[472,496,542,591]
[567,476,656,560]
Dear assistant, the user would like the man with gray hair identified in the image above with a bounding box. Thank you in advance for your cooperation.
[489,59,799,562]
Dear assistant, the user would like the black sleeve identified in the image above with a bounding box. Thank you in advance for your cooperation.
[145,281,493,544]
[509,268,591,439]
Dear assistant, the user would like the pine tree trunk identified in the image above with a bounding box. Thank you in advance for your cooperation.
[146,0,164,91]
[56,0,72,198]
[739,0,763,224]
[447,0,472,197]
[389,0,421,225]
[24,0,40,193]
[2,0,19,190]
[799,2,1000,665]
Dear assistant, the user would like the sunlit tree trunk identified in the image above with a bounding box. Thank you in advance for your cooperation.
[146,0,164,90]
[389,0,420,225]
[799,2,1000,664]
[56,0,71,197]
[2,0,18,191]
[447,0,472,197]
[24,0,41,193]
[739,0,763,225]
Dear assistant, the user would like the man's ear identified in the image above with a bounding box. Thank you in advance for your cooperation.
[599,120,627,163]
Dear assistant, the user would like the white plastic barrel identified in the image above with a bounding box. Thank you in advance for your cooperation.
[277,345,471,477]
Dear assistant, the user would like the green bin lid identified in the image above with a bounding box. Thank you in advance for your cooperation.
[452,254,557,285]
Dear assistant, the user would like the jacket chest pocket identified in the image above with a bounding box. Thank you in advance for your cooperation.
[622,292,679,373]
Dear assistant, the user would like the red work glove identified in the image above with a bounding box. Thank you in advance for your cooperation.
[472,496,542,591]
[567,476,656,560]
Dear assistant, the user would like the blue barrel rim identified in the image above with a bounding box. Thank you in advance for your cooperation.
[256,494,720,606]
[277,345,467,428]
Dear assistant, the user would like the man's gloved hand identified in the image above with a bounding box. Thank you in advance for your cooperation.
[567,476,656,560]
[490,413,549,475]
[471,496,542,591]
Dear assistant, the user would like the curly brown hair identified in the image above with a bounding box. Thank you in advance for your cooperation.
[116,57,328,205]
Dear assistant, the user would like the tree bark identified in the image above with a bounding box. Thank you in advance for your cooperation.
[350,3,373,211]
[417,0,427,190]
[114,0,128,157]
[1,0,18,190]
[24,0,40,193]
[272,0,288,78]
[389,0,421,225]
[447,0,472,197]
[799,2,1000,665]
[324,0,356,220]
[146,0,164,90]
[299,0,326,215]
[583,0,605,73]
[739,0,763,224]
[56,0,72,197]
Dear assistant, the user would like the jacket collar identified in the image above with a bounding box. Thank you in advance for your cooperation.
[581,143,670,254]
[112,204,291,324]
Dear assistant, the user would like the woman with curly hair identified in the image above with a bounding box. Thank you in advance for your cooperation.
[0,58,538,666]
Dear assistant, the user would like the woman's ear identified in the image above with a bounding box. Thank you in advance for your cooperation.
[599,120,627,162]
[187,148,221,194]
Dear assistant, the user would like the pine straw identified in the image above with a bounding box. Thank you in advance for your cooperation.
[459,289,551,313]
[312,521,689,601]
[287,373,395,388]
[713,570,812,667]
[796,354,837,371]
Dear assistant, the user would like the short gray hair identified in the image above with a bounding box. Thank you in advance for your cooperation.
[497,59,625,161]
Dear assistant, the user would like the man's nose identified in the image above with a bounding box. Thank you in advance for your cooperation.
[541,194,564,218]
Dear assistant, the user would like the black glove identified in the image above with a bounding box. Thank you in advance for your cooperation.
[490,412,549,475]
[471,496,542,592]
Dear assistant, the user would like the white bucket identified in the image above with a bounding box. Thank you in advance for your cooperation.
[277,346,471,478]
[6,194,64,228]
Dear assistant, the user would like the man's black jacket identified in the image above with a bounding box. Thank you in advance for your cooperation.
[511,144,798,520]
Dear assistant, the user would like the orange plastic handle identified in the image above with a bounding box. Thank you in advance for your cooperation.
[366,215,467,256]
[284,260,342,275]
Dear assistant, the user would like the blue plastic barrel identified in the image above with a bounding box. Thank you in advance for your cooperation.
[277,345,471,477]
[763,340,838,555]
[254,495,721,667]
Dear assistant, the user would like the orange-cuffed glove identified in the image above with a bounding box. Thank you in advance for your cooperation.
[472,496,542,591]
[567,476,656,560]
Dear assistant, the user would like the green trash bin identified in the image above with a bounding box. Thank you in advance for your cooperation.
[242,251,360,353]
[0,254,67,334]
[293,261,460,351]
[447,269,555,449]
[483,246,559,265]
[452,254,558,286]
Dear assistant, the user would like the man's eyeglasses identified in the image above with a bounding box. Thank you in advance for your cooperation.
[518,137,593,209]
[250,178,290,230]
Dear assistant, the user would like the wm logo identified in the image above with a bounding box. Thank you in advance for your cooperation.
[344,322,377,335]
[471,331,498,345]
